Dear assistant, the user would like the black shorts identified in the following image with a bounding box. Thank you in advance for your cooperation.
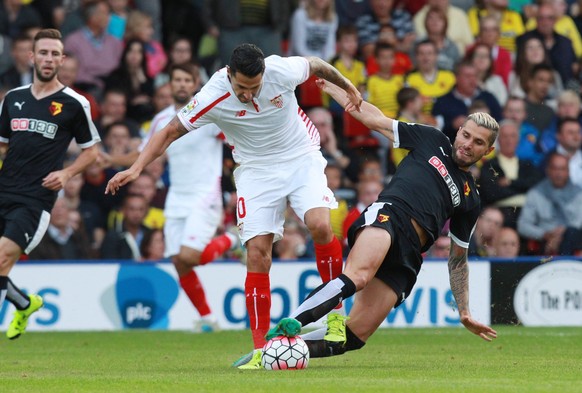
[0,197,50,254]
[347,202,423,307]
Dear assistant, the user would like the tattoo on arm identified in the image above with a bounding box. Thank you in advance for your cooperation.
[168,117,188,138]
[309,57,348,89]
[448,252,470,315]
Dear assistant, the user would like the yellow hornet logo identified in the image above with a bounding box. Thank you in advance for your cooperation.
[49,101,63,116]
[377,214,390,223]
[464,181,471,196]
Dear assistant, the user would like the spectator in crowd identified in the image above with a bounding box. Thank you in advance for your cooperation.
[516,2,577,87]
[105,38,155,123]
[509,35,563,101]
[62,172,106,252]
[139,82,173,140]
[342,179,383,242]
[432,60,502,142]
[28,197,92,260]
[324,163,351,242]
[518,153,582,255]
[0,32,11,75]
[106,0,130,40]
[524,64,557,133]
[154,36,204,88]
[327,25,367,113]
[142,155,168,209]
[288,0,338,61]
[478,120,544,227]
[120,172,165,230]
[504,96,546,168]
[96,88,141,140]
[366,24,413,77]
[526,0,582,58]
[471,15,512,87]
[123,9,167,78]
[405,39,456,116]
[355,0,415,60]
[366,43,403,120]
[468,0,525,54]
[425,234,451,258]
[274,219,309,260]
[468,206,505,257]
[64,0,123,96]
[493,226,521,258]
[139,228,165,261]
[0,35,32,91]
[418,6,460,71]
[335,0,370,27]
[466,42,508,106]
[413,0,474,56]
[308,106,359,184]
[80,160,124,226]
[201,0,293,67]
[0,0,42,39]
[58,54,100,120]
[538,90,582,155]
[101,193,152,260]
[550,117,582,187]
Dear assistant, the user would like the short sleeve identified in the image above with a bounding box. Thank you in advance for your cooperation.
[176,88,226,131]
[0,98,10,142]
[449,204,480,249]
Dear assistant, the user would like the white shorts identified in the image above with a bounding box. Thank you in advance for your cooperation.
[163,195,222,257]
[233,151,337,244]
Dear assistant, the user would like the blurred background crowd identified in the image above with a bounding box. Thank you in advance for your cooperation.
[2,0,582,262]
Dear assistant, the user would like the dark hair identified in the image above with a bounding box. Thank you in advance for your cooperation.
[414,39,436,55]
[169,62,199,81]
[229,43,265,77]
[33,29,62,50]
[374,42,394,58]
[424,6,448,36]
[397,87,420,109]
[336,25,358,41]
[529,63,554,79]
[82,0,108,23]
[140,229,164,260]
[557,117,580,133]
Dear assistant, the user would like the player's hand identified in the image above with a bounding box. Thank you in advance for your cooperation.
[344,83,362,113]
[461,315,497,342]
[105,168,139,195]
[42,170,70,191]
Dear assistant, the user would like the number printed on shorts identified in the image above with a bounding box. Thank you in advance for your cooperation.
[237,197,246,218]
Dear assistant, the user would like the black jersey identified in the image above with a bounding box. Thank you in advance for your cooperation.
[378,121,480,251]
[0,85,100,210]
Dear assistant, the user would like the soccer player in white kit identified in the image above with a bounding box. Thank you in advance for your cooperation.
[106,44,363,369]
[110,63,240,332]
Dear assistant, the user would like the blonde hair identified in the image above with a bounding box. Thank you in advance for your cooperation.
[124,10,152,41]
[306,0,336,22]
[464,112,499,146]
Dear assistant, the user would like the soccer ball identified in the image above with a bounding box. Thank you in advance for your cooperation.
[261,335,310,370]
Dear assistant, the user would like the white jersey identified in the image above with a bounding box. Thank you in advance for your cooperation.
[176,55,321,166]
[141,104,223,216]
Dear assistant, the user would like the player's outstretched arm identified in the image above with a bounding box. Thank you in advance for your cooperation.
[105,116,186,195]
[316,79,396,143]
[448,242,497,342]
[42,144,100,191]
[306,56,362,112]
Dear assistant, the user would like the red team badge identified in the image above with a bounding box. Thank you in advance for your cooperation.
[377,214,390,223]
[464,181,471,196]
[49,101,62,116]
[236,110,246,117]
[270,95,283,108]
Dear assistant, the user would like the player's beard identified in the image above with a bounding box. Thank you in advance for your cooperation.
[451,146,479,169]
[34,64,58,83]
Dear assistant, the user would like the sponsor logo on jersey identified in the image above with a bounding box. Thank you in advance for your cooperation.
[235,110,246,117]
[181,99,198,115]
[270,94,283,108]
[11,118,58,139]
[14,101,25,110]
[377,214,390,223]
[428,156,460,206]
[464,181,471,196]
[49,101,63,116]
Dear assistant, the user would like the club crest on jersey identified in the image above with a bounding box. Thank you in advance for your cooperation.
[377,214,390,223]
[270,94,283,108]
[464,181,471,196]
[49,101,62,116]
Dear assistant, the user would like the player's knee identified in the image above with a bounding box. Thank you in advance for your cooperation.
[306,221,333,243]
[0,249,19,273]
[245,246,272,272]
[173,251,201,269]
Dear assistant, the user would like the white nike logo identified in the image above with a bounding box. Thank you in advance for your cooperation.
[439,147,449,157]
[14,101,25,110]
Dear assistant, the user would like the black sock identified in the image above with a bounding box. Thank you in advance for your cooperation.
[6,278,30,310]
[291,274,356,326]
[0,276,7,306]
[305,326,365,358]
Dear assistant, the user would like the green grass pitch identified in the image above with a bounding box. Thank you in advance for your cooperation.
[1,326,580,393]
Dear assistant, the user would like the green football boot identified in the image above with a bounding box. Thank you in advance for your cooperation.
[7,294,44,340]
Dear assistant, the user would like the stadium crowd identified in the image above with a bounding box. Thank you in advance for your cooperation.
[2,0,582,261]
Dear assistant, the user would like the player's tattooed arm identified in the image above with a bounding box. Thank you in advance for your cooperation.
[307,57,362,112]
[448,243,470,318]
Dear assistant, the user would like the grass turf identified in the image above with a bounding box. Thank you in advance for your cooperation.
[1,327,580,393]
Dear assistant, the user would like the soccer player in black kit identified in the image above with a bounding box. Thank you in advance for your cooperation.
[266,79,498,359]
[0,29,100,339]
